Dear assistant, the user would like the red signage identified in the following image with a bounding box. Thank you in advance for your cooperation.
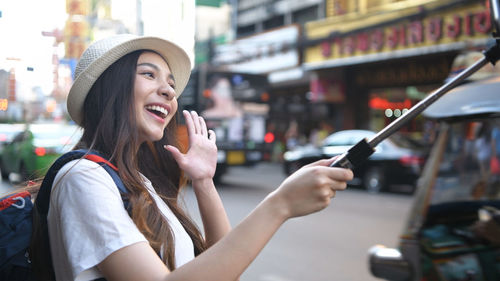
[369,97,412,110]
[320,9,491,58]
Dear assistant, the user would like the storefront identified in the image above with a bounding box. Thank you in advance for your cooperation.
[211,24,319,147]
[304,0,493,141]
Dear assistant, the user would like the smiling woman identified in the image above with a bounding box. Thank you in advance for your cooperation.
[0,34,355,281]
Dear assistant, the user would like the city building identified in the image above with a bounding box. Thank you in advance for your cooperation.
[215,0,496,148]
[235,0,325,38]
[304,0,493,139]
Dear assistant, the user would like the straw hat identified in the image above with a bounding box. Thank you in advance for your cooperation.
[67,34,191,125]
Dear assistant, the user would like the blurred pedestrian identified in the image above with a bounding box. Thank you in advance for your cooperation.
[473,123,491,179]
[28,34,353,281]
[284,120,300,150]
[310,121,334,147]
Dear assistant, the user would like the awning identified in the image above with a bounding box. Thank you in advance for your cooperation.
[423,74,500,119]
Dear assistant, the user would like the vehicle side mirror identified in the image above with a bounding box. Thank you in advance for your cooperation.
[368,245,412,281]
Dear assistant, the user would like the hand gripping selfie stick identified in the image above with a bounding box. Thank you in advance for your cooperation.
[331,0,500,169]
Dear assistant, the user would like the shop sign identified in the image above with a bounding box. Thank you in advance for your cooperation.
[369,97,412,110]
[212,25,300,74]
[309,3,491,62]
[66,0,89,16]
[64,19,88,38]
[355,56,452,87]
[309,77,345,103]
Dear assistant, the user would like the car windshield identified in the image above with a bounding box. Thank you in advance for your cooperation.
[429,117,500,205]
[0,124,25,142]
[30,124,82,148]
[322,130,420,151]
[323,130,375,146]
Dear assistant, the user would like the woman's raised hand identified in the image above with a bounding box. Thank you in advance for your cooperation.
[267,158,354,219]
[164,110,218,181]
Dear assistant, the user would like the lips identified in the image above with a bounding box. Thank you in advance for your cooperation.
[145,104,169,119]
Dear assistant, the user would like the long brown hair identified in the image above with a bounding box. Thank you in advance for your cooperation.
[31,50,206,278]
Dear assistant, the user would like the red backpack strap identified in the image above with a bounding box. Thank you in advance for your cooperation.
[83,154,118,171]
[0,191,31,211]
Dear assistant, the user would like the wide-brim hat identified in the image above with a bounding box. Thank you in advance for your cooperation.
[67,34,191,125]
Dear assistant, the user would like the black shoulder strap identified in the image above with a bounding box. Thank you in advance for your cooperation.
[35,149,128,216]
[32,149,129,281]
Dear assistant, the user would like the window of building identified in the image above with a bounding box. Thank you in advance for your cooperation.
[292,5,321,26]
[237,24,256,38]
[263,15,284,31]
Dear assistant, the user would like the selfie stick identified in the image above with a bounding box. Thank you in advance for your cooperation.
[330,39,500,169]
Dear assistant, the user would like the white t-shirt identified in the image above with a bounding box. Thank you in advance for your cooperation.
[47,159,195,281]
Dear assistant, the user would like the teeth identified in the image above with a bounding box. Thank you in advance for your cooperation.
[146,105,169,116]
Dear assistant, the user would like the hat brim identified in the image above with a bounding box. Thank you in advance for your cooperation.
[67,36,191,125]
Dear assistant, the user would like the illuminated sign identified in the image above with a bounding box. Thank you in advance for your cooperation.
[0,99,8,111]
[66,0,89,15]
[369,97,412,110]
[306,2,492,64]
[321,10,490,58]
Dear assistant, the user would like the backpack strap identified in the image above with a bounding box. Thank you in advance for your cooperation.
[35,149,128,217]
[32,149,129,280]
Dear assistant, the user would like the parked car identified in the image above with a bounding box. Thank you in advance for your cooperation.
[369,75,500,281]
[0,123,25,151]
[0,123,82,182]
[283,129,426,193]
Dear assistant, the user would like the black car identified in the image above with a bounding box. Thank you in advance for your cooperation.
[283,129,426,193]
[369,75,500,281]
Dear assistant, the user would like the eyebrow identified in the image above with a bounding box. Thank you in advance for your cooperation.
[137,62,176,82]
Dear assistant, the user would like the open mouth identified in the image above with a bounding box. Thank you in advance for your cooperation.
[145,105,169,119]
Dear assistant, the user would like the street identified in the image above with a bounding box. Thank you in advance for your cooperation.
[183,162,413,281]
[0,162,413,281]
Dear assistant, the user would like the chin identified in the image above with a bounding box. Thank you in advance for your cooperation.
[150,132,164,142]
[141,128,165,142]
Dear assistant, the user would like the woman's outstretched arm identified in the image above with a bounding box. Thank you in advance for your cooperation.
[98,158,353,281]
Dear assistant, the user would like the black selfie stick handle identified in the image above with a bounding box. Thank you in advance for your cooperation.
[330,138,374,169]
[331,38,500,170]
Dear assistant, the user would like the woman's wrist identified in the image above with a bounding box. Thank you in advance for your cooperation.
[191,177,216,196]
[260,191,291,223]
[191,177,214,187]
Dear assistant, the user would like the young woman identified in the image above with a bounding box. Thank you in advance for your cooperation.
[35,34,353,281]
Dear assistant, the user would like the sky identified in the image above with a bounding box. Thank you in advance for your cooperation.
[0,0,67,95]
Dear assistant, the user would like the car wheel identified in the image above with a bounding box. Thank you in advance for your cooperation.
[363,167,385,193]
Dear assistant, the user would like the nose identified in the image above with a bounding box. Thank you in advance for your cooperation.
[159,83,176,100]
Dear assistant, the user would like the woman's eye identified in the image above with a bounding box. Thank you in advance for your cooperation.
[169,83,176,90]
[141,72,154,78]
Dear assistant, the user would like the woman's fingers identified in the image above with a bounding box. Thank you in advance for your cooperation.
[184,110,210,137]
[190,111,201,134]
[199,116,208,137]
[183,110,195,136]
